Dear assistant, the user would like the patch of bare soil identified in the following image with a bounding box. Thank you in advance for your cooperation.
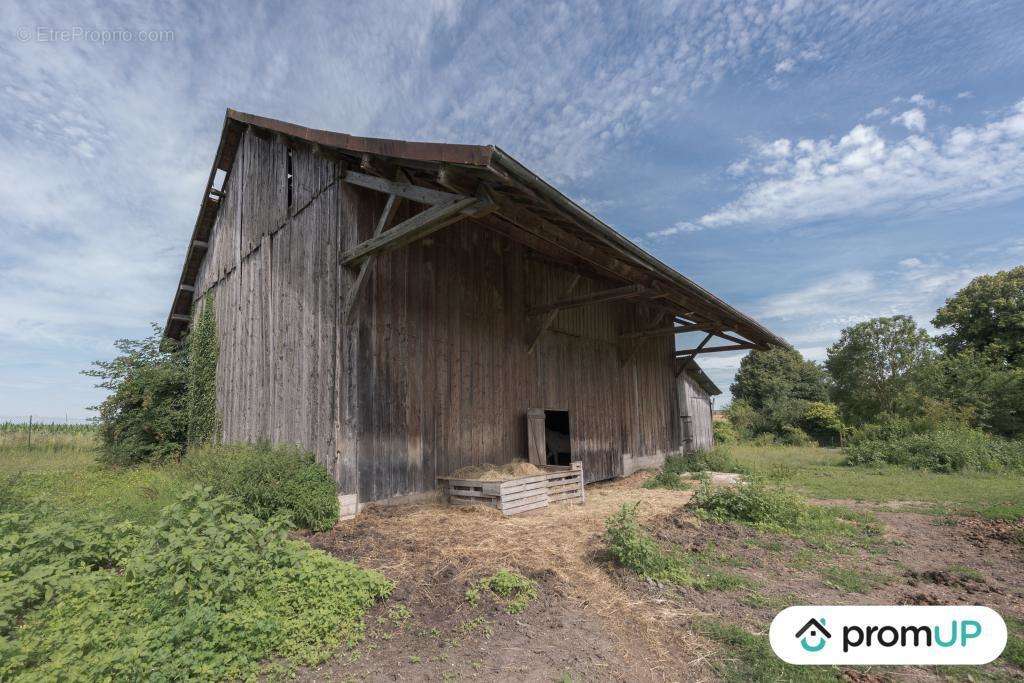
[301,473,715,681]
[299,474,1024,681]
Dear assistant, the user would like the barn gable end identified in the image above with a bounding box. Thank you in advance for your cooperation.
[167,111,784,505]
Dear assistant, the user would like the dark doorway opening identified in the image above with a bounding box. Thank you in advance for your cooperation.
[544,410,571,466]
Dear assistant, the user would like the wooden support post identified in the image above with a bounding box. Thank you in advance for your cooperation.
[527,274,581,353]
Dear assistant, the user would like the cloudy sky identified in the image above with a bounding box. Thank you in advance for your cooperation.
[2,1,1024,419]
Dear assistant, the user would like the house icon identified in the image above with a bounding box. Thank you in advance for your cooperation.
[795,618,831,652]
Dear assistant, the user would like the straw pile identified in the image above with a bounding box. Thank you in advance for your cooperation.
[450,461,545,481]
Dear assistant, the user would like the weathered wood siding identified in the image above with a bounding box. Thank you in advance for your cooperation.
[193,131,340,474]
[193,129,680,503]
[678,371,714,453]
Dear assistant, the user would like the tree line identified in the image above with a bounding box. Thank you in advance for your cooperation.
[725,265,1024,446]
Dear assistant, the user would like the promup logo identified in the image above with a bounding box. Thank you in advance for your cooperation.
[770,606,1006,665]
[795,618,831,652]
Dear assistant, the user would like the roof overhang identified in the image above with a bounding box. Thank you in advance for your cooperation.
[165,108,787,354]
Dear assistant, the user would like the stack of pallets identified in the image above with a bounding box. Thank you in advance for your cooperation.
[438,462,584,516]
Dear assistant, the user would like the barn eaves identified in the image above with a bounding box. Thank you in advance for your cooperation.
[165,108,787,362]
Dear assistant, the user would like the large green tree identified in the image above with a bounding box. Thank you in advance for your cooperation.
[730,347,829,411]
[932,265,1024,366]
[84,325,188,465]
[730,347,830,437]
[915,349,1024,438]
[825,315,934,424]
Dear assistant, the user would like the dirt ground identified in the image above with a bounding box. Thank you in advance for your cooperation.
[301,473,1024,682]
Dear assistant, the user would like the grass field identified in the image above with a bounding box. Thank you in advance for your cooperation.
[3,429,1022,680]
[0,426,191,523]
[728,444,1024,520]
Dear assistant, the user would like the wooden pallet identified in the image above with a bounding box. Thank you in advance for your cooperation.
[439,461,585,515]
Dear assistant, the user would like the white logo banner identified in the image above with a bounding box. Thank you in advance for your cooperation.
[770,605,1007,665]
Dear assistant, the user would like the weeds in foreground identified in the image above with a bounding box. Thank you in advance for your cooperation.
[688,480,882,546]
[465,570,538,614]
[642,470,692,491]
[819,566,890,593]
[603,502,751,591]
[0,488,391,681]
[694,618,839,682]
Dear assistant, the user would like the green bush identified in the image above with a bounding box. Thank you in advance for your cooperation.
[184,442,339,531]
[779,425,814,447]
[798,402,845,446]
[0,488,391,681]
[643,470,692,491]
[604,502,670,577]
[714,420,739,444]
[689,481,808,531]
[665,447,747,475]
[603,502,750,590]
[83,326,188,466]
[844,426,1024,473]
[750,432,778,447]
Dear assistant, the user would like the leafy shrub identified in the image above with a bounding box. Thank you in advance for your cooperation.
[603,502,749,589]
[688,481,882,545]
[184,442,339,531]
[665,447,747,475]
[466,570,538,614]
[726,399,758,439]
[844,425,1024,473]
[798,402,845,446]
[750,432,778,447]
[779,425,814,447]
[604,502,670,577]
[689,481,809,531]
[643,470,692,491]
[714,420,739,444]
[83,326,188,466]
[0,488,391,681]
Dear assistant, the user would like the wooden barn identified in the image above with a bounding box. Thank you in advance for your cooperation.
[165,109,785,510]
[678,363,721,453]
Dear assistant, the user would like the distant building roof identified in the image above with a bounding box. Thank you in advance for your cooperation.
[684,363,721,396]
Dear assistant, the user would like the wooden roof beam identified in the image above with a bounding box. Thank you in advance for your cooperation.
[340,195,489,267]
[674,343,752,357]
[619,322,709,340]
[528,284,647,316]
[343,169,466,206]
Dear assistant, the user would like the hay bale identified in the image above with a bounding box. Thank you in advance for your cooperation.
[450,461,545,481]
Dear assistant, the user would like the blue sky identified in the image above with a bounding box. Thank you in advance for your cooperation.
[2,1,1024,419]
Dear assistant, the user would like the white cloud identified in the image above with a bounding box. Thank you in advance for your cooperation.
[899,257,924,268]
[647,221,704,238]
[866,106,889,119]
[957,91,974,99]
[891,108,927,132]
[774,58,796,74]
[698,98,1024,228]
